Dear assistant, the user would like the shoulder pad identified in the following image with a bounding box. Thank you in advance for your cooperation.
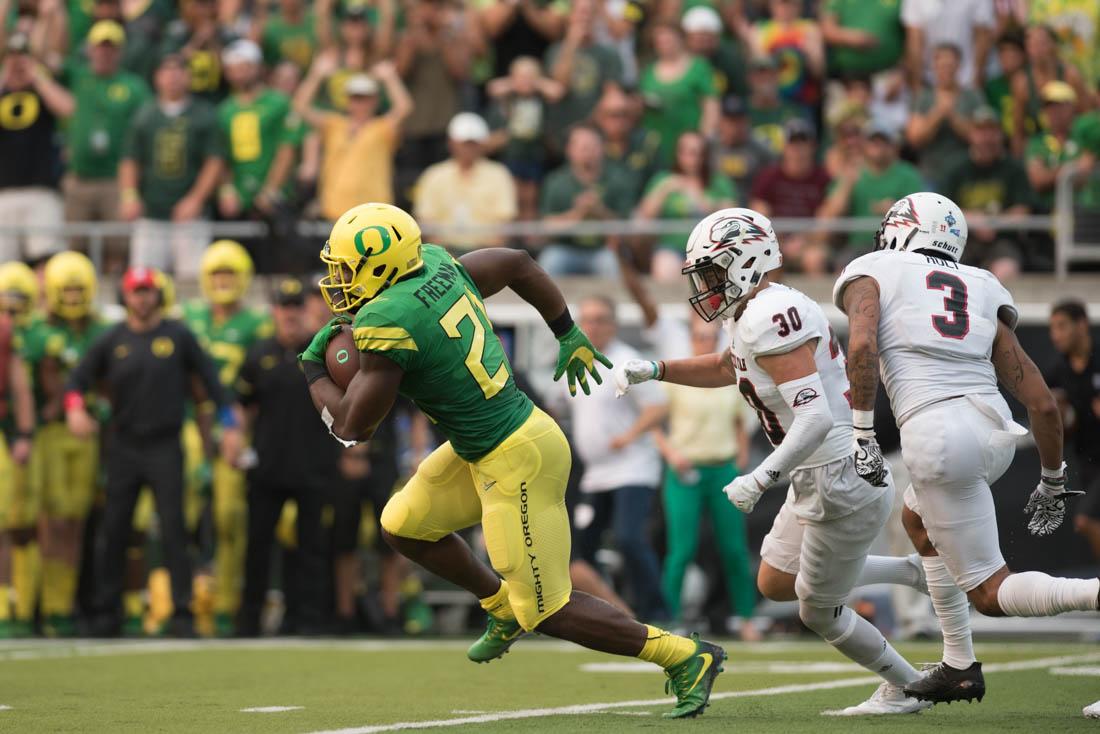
[738,288,822,358]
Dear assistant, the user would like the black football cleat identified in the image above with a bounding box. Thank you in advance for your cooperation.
[903,662,985,704]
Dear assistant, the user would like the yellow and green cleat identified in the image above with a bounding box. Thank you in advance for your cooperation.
[662,635,727,719]
[466,614,525,663]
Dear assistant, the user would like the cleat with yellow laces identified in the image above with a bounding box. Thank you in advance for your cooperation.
[467,614,526,663]
[662,635,726,719]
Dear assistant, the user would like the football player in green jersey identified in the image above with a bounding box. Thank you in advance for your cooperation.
[0,262,39,637]
[300,203,726,719]
[36,253,113,636]
[182,239,272,634]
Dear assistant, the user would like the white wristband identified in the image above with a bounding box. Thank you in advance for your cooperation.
[851,409,875,430]
[1041,461,1067,480]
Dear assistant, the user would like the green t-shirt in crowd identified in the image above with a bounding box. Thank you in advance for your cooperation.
[911,87,982,188]
[262,12,317,69]
[835,159,925,248]
[351,244,533,462]
[122,98,224,220]
[487,94,549,166]
[644,171,738,251]
[1025,132,1083,211]
[217,88,295,210]
[748,100,812,155]
[64,67,152,179]
[941,153,1032,215]
[640,55,717,165]
[604,127,663,201]
[824,0,903,76]
[706,38,749,98]
[539,163,636,250]
[544,41,623,142]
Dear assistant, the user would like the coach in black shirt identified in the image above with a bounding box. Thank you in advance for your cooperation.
[235,278,336,636]
[1047,300,1100,560]
[66,267,240,636]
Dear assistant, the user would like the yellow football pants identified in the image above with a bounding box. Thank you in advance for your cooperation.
[33,423,96,520]
[0,434,37,529]
[380,407,572,631]
[213,458,247,615]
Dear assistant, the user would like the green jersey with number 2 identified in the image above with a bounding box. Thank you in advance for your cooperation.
[182,302,273,391]
[352,244,533,461]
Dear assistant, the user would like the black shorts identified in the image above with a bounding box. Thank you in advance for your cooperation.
[1072,457,1100,520]
[331,461,401,555]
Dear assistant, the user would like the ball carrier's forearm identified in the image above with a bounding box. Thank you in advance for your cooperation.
[459,248,569,325]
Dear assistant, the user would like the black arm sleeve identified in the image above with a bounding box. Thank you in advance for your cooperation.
[65,328,111,394]
[179,323,230,407]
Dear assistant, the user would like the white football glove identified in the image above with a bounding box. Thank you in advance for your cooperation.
[724,474,765,514]
[853,428,889,487]
[613,359,659,398]
[1024,463,1083,537]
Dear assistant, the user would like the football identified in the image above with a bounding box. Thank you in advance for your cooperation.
[325,324,358,390]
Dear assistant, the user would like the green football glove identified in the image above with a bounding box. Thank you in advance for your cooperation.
[299,315,351,364]
[553,324,613,397]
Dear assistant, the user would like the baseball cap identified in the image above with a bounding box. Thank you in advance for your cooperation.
[720,95,746,117]
[681,6,722,34]
[345,73,379,97]
[448,112,490,143]
[222,39,262,66]
[863,120,898,143]
[1041,80,1077,105]
[971,105,1000,126]
[342,4,369,21]
[88,20,125,46]
[122,266,158,293]
[784,118,816,142]
[273,277,305,306]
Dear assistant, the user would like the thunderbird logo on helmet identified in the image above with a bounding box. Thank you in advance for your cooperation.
[884,196,920,230]
[353,225,392,257]
[710,215,768,249]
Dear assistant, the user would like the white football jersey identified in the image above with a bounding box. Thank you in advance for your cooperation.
[833,250,1017,425]
[728,283,854,469]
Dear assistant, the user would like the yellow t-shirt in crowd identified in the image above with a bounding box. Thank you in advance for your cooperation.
[412,159,518,250]
[319,114,397,220]
[663,382,747,465]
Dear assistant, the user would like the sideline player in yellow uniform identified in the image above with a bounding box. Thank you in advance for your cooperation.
[0,262,38,637]
[37,252,112,636]
[182,240,271,634]
[300,204,726,719]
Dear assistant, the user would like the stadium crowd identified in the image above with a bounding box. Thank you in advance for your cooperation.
[1,0,1100,639]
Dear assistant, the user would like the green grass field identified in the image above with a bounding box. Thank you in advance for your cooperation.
[1,638,1098,732]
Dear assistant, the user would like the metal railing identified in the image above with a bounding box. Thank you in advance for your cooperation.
[1054,165,1100,278]
[0,209,1087,276]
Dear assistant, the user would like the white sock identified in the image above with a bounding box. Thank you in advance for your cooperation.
[996,572,1100,616]
[921,556,975,669]
[856,554,922,589]
[804,603,920,686]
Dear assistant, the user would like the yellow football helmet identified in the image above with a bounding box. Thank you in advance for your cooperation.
[320,203,423,313]
[0,261,39,326]
[154,269,177,314]
[200,239,254,305]
[43,251,97,320]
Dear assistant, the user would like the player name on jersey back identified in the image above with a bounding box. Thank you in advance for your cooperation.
[834,250,1017,425]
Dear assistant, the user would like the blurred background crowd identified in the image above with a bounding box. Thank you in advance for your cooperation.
[0,0,1099,280]
[0,0,1099,640]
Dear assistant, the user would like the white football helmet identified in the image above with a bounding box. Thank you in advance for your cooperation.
[682,208,782,322]
[875,192,968,261]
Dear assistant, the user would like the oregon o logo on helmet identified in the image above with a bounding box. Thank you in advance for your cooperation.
[336,348,350,364]
[353,226,392,257]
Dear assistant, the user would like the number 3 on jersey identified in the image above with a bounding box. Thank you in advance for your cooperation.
[926,271,969,339]
[440,291,510,399]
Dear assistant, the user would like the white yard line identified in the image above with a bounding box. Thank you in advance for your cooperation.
[1050,666,1100,676]
[303,652,1100,734]
[581,661,864,674]
[241,706,305,713]
[0,705,11,711]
